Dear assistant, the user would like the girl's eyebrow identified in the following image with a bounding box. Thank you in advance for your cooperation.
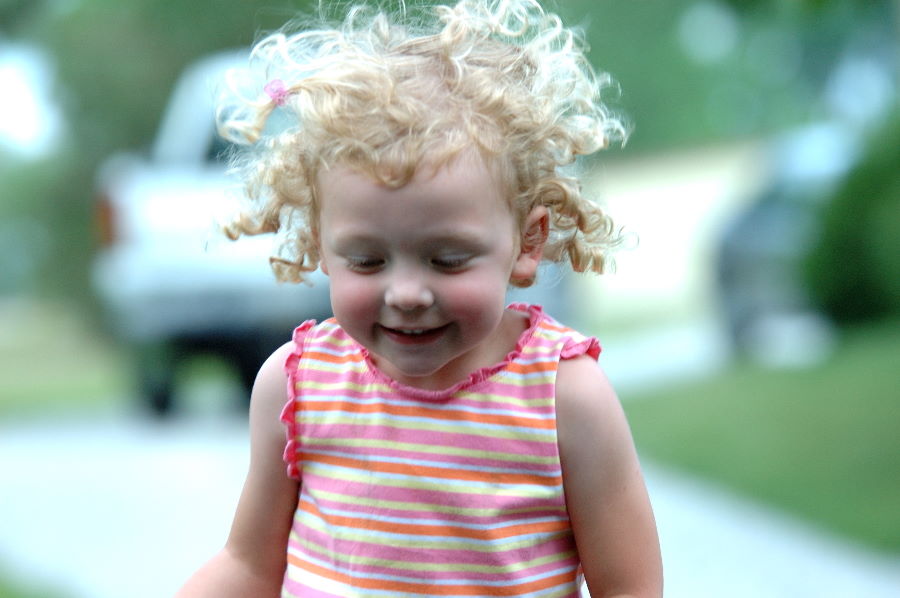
[331,227,489,246]
[423,233,487,248]
[328,235,383,251]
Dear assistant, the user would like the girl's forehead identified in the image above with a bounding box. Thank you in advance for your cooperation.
[317,148,509,197]
[317,152,515,225]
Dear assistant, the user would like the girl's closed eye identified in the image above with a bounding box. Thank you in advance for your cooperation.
[346,255,385,272]
[430,254,472,271]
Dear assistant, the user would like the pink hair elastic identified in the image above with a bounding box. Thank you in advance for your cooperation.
[264,79,290,106]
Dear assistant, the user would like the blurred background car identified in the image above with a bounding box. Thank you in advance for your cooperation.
[91,51,332,416]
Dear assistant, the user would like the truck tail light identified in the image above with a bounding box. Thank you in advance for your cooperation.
[96,191,116,247]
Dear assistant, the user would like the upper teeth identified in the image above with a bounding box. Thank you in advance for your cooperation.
[399,329,427,335]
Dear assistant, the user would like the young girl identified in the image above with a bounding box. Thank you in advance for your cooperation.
[177,1,662,596]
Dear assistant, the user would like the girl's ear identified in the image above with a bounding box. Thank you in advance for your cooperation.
[511,205,549,284]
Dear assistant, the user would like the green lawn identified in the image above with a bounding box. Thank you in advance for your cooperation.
[0,299,249,420]
[0,300,127,419]
[0,570,67,598]
[624,319,900,553]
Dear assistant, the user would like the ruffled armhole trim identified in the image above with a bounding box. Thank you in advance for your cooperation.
[560,335,602,361]
[280,320,317,481]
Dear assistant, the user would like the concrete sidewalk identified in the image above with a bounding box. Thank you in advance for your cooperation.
[645,464,900,597]
[1,411,898,598]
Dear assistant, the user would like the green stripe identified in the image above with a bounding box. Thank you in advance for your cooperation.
[303,463,561,495]
[299,436,557,465]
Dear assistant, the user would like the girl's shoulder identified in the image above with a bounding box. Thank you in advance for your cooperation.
[551,317,621,444]
[555,354,616,414]
[252,340,297,414]
[286,317,358,354]
[510,303,601,354]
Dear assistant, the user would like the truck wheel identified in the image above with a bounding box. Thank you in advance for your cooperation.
[135,343,178,417]
[143,377,175,417]
[231,332,285,410]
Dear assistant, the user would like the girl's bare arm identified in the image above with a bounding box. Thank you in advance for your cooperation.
[556,355,663,598]
[175,342,299,598]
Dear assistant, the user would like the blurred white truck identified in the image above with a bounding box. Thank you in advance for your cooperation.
[92,52,332,416]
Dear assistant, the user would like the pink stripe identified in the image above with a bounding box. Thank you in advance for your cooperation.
[297,436,559,464]
[296,392,559,418]
[308,496,568,527]
[297,381,558,405]
[290,527,577,569]
[298,473,566,509]
[301,444,560,474]
[281,573,343,598]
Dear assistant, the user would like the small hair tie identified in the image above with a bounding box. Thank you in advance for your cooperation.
[264,79,290,106]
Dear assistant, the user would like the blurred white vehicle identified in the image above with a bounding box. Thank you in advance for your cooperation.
[92,51,332,415]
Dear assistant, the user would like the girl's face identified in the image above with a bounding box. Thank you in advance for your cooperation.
[317,153,544,390]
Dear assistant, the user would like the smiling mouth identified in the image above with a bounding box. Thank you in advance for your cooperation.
[379,324,449,344]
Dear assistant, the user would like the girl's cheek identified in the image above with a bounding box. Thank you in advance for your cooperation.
[330,273,379,312]
[443,270,505,306]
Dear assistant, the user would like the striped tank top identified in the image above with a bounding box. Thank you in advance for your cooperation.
[280,303,601,597]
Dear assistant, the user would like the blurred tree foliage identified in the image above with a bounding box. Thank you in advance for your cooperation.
[25,0,893,157]
[0,0,42,34]
[559,0,896,153]
[806,110,900,324]
[37,0,316,155]
[0,0,895,305]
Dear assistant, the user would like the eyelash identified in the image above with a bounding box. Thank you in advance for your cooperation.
[344,255,471,272]
[346,257,384,271]
[431,256,470,270]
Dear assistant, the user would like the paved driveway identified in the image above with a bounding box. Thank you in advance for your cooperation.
[2,407,899,598]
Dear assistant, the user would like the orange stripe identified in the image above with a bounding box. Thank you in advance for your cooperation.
[288,553,577,596]
[538,320,569,333]
[302,452,561,486]
[505,361,557,375]
[299,500,569,541]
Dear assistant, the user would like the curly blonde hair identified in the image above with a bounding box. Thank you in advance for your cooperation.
[217,0,627,285]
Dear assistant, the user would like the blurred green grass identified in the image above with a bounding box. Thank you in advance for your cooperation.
[625,318,900,553]
[0,300,127,419]
[0,299,245,420]
[0,568,66,598]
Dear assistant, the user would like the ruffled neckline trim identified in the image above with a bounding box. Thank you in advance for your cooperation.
[358,302,544,401]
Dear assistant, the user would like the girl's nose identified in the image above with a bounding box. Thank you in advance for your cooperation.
[384,272,434,311]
